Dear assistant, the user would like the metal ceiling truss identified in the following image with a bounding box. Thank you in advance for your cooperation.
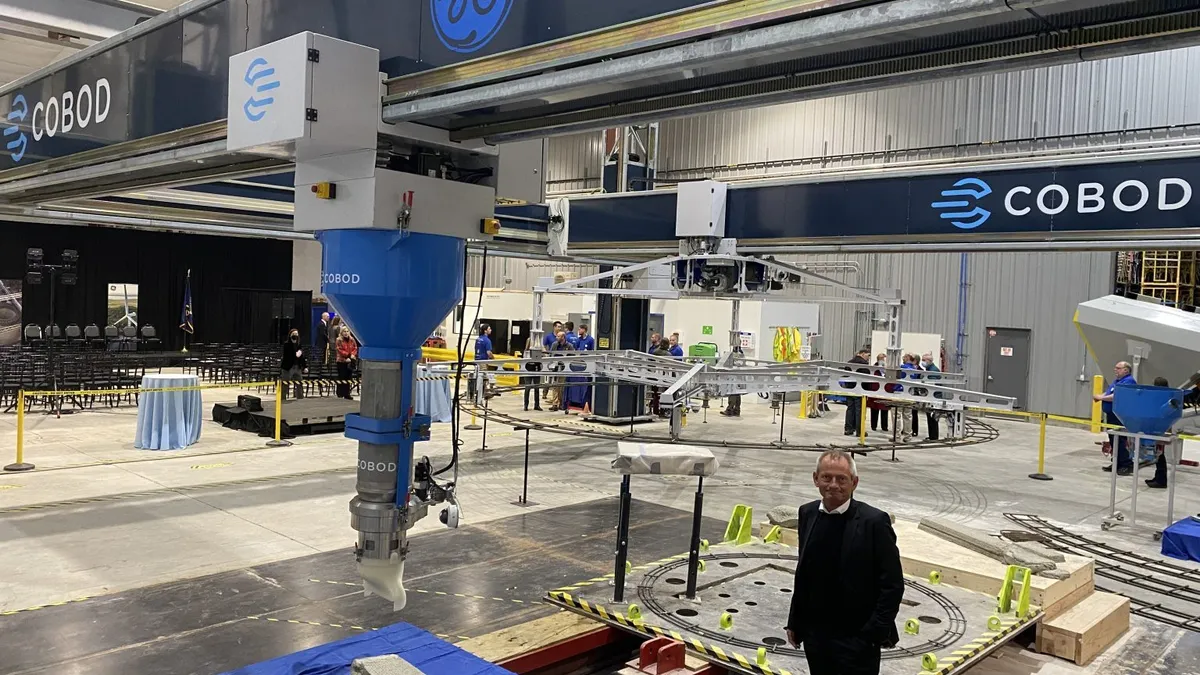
[392,0,1200,142]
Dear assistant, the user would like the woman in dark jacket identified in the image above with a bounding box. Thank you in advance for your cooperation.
[280,329,308,401]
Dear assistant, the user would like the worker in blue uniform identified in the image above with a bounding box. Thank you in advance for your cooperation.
[471,323,494,399]
[1095,360,1136,475]
[575,324,595,351]
[564,324,596,413]
[542,321,563,350]
[669,332,684,358]
[565,321,579,348]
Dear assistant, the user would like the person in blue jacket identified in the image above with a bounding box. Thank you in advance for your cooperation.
[669,332,684,358]
[542,321,563,351]
[564,321,579,348]
[575,324,595,351]
[1094,361,1136,475]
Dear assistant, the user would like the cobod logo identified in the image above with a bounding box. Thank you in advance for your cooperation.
[4,94,27,163]
[243,57,279,122]
[931,177,992,229]
[323,273,360,285]
[934,175,1194,229]
[431,0,514,54]
[4,81,112,163]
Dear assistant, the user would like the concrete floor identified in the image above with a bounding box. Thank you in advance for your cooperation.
[1,387,1198,674]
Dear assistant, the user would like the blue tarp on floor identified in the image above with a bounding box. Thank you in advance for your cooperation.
[1162,517,1200,563]
[220,622,511,675]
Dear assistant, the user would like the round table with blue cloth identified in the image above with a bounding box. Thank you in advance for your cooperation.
[416,364,453,423]
[135,374,203,450]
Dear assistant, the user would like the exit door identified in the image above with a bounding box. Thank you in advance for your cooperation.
[984,327,1031,409]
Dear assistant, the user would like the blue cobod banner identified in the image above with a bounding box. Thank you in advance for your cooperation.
[567,156,1200,243]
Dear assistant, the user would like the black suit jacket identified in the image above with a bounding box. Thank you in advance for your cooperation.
[785,499,903,647]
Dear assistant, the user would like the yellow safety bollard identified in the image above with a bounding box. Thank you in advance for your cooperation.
[1091,375,1103,434]
[4,390,34,472]
[1029,413,1052,481]
[266,380,293,448]
[859,395,867,447]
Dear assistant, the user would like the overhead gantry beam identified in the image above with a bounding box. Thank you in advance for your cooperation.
[0,0,148,42]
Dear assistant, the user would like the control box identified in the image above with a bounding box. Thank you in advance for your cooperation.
[675,180,728,238]
[227,32,381,161]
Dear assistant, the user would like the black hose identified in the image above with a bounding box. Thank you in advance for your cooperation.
[436,244,487,476]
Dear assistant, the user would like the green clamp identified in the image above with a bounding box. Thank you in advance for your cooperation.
[987,615,1002,631]
[756,647,768,666]
[764,525,782,544]
[905,618,920,635]
[699,538,710,552]
[921,653,938,671]
[719,612,734,630]
[928,570,941,585]
[697,559,706,573]
[627,604,642,620]
[723,504,754,545]
[625,561,632,574]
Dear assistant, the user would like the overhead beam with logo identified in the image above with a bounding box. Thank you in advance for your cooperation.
[560,149,1200,254]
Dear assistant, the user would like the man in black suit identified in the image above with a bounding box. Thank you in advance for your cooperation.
[785,450,904,675]
[317,312,331,364]
[845,348,872,436]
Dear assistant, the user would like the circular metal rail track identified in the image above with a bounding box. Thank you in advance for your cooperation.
[461,385,999,454]
[637,551,967,658]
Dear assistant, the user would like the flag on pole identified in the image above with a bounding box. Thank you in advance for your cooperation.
[180,269,194,335]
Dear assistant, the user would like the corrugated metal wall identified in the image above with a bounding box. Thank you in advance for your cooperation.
[546,131,605,194]
[775,251,1112,417]
[537,44,1196,416]
[657,46,1200,179]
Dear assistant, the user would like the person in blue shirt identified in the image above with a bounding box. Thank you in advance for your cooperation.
[575,324,595,351]
[669,332,685,358]
[564,321,579,348]
[921,353,941,441]
[542,321,562,351]
[1095,361,1136,475]
[471,323,494,400]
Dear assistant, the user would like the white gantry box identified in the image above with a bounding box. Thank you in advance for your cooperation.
[227,32,380,160]
[675,179,728,238]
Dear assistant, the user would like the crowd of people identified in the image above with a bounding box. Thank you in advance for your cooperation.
[846,349,943,442]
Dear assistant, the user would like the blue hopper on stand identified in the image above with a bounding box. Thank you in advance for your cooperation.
[1114,385,1198,561]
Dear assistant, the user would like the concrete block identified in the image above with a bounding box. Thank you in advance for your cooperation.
[766,505,798,528]
[352,655,427,675]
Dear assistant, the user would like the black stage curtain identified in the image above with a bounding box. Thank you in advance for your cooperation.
[211,288,312,346]
[0,221,299,351]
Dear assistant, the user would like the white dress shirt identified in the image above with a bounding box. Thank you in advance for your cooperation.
[819,498,851,515]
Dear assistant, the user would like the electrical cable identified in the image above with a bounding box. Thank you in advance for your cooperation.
[436,243,488,477]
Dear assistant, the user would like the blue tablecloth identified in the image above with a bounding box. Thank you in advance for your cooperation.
[1162,517,1200,563]
[417,365,452,423]
[134,374,203,450]
[220,621,512,675]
